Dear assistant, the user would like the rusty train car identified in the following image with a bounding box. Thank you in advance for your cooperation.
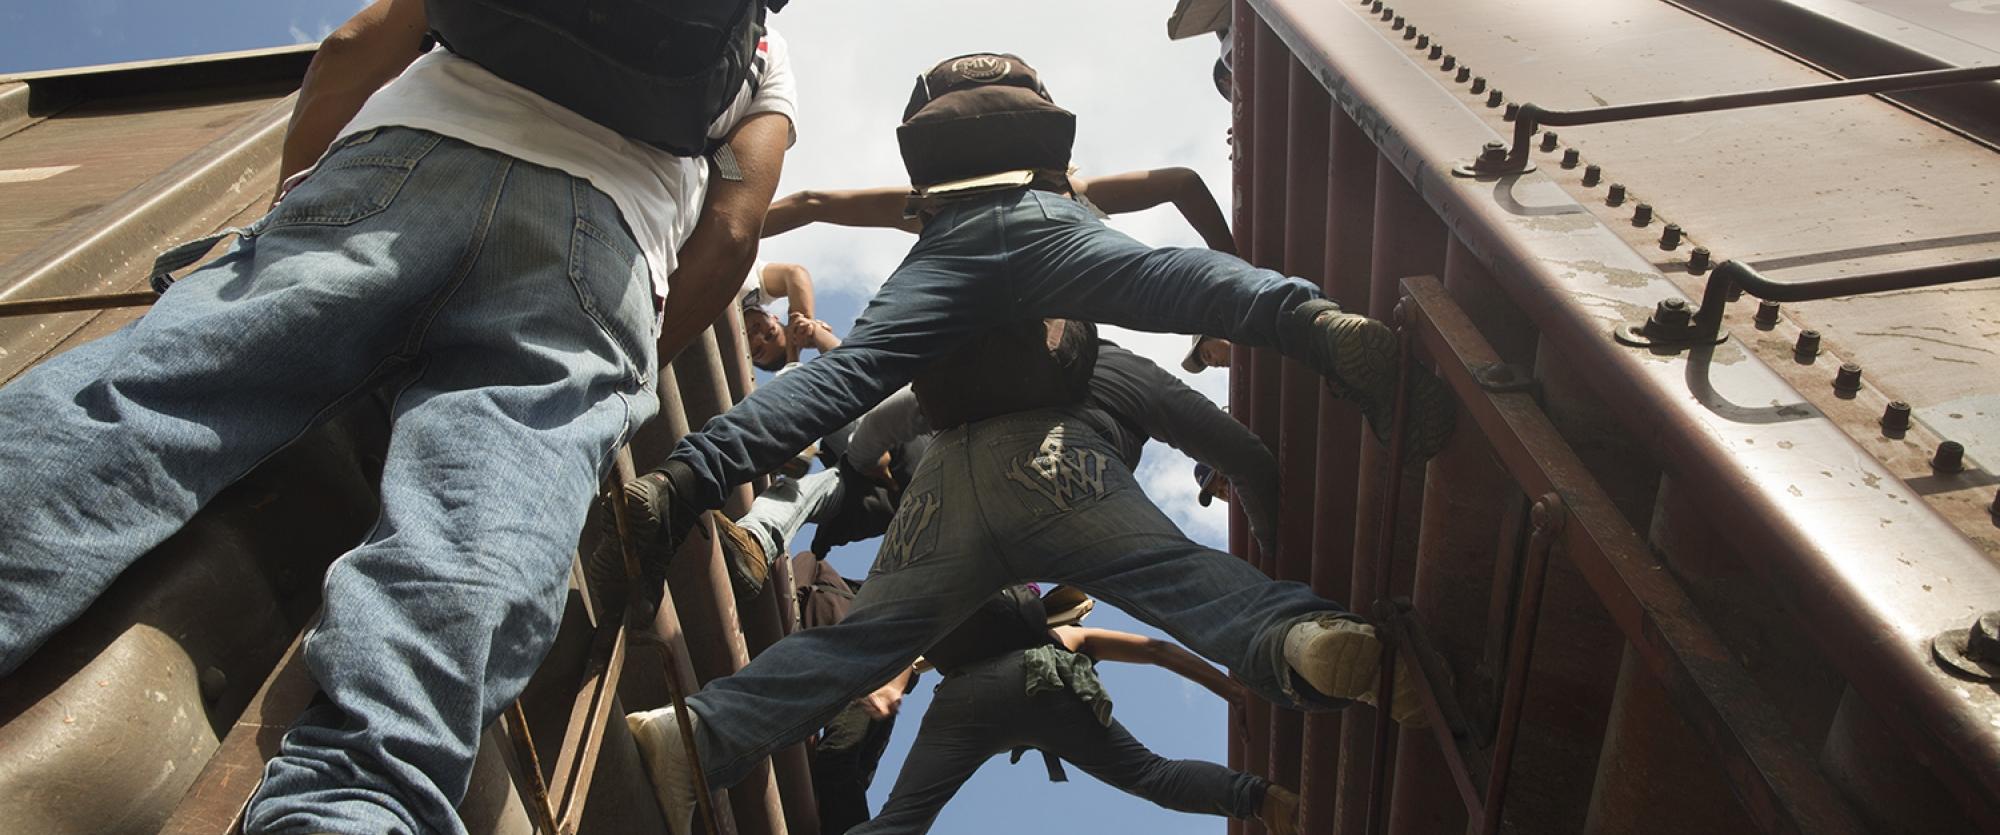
[4,0,2000,832]
[1210,0,2000,833]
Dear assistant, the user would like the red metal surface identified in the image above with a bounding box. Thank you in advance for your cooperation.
[1227,1,2000,830]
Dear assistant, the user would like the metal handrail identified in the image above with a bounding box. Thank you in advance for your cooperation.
[1468,64,2000,174]
[1688,257,2000,341]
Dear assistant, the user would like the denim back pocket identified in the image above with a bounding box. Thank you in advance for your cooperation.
[567,200,656,390]
[264,129,440,230]
[987,421,1121,520]
[1029,190,1099,225]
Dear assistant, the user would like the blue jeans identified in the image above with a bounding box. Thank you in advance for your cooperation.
[670,189,1324,506]
[853,650,1266,834]
[737,466,845,560]
[684,409,1355,790]
[0,128,660,835]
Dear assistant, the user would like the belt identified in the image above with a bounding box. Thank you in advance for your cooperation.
[903,168,1073,220]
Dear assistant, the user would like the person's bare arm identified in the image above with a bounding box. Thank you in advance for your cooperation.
[757,262,816,320]
[1058,626,1249,705]
[656,112,792,365]
[763,187,921,237]
[856,664,917,719]
[1073,167,1236,254]
[277,0,430,191]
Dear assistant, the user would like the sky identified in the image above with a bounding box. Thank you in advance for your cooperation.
[0,2,1250,832]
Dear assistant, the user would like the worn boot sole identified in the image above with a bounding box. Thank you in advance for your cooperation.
[627,706,700,835]
[1313,309,1457,462]
[621,472,673,557]
[713,511,769,600]
[1260,784,1303,835]
[1283,618,1383,701]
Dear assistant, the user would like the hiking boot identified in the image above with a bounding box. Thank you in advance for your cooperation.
[713,511,770,600]
[1280,299,1456,461]
[1259,784,1302,835]
[1283,618,1429,727]
[627,705,702,835]
[622,459,703,564]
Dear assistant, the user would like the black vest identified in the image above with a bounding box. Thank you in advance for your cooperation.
[897,53,1077,188]
[925,586,1054,676]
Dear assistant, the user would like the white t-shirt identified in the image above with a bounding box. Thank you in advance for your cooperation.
[338,30,798,303]
[739,260,772,312]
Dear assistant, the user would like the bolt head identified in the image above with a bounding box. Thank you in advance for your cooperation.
[1968,612,2000,661]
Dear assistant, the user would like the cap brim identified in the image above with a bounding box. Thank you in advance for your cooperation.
[1182,343,1207,373]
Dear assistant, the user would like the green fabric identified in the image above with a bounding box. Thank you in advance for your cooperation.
[1022,645,1113,726]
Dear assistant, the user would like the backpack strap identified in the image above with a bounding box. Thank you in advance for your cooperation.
[1008,746,1068,783]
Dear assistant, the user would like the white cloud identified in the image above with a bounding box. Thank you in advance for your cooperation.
[758,0,1233,301]
[1134,440,1231,548]
[288,19,336,44]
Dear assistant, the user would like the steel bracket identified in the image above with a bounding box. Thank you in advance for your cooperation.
[1615,297,1730,349]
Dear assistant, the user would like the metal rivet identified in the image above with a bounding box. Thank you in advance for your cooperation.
[1402,23,1416,38]
[1382,7,1395,21]
[1688,246,1711,273]
[1470,76,1486,94]
[1371,0,1383,9]
[1581,164,1601,186]
[1540,131,1559,151]
[1487,89,1504,107]
[1456,66,1471,82]
[1660,223,1683,249]
[1881,400,1912,435]
[1442,55,1457,71]
[1934,611,2000,681]
[1392,14,1405,28]
[1833,362,1862,395]
[1479,141,1507,163]
[1428,44,1443,59]
[1632,203,1653,226]
[1606,182,1626,205]
[1503,103,1520,121]
[1933,441,1966,474]
[1754,299,1780,327]
[1560,148,1580,168]
[1794,329,1821,361]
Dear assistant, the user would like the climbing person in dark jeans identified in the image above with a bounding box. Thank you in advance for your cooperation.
[625,50,1455,576]
[849,585,1301,835]
[621,314,1422,834]
[713,333,1287,600]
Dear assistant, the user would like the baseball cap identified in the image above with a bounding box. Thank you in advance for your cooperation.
[1193,462,1219,506]
[1183,334,1212,373]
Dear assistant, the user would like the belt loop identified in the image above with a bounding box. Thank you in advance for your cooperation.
[149,226,251,293]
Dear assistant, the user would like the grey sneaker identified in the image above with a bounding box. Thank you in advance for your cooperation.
[713,511,770,600]
[1285,299,1456,461]
[627,705,701,835]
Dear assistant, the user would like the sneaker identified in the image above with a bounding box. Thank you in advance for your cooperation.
[1285,299,1456,461]
[1259,784,1302,835]
[713,511,770,600]
[1283,618,1430,728]
[627,706,702,835]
